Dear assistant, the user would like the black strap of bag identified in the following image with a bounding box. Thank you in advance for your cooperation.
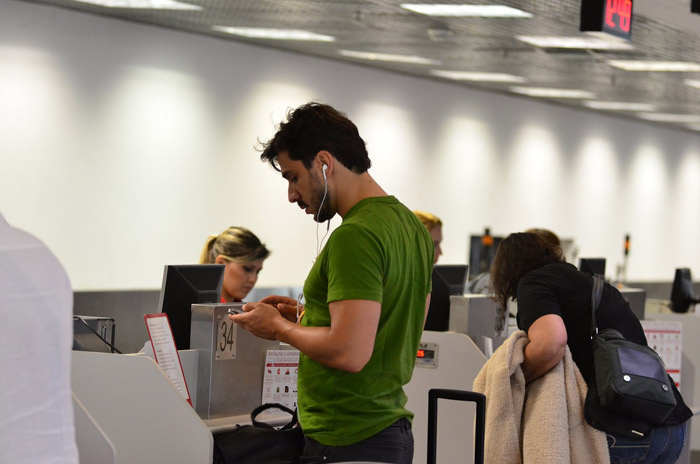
[583,275,676,439]
[589,274,604,338]
[585,275,653,437]
[213,403,305,464]
[250,403,298,430]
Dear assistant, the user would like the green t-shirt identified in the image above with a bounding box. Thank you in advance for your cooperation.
[298,196,434,446]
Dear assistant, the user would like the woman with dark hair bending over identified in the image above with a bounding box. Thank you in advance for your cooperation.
[490,232,691,464]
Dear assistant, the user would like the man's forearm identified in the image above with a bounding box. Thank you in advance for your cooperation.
[276,323,368,372]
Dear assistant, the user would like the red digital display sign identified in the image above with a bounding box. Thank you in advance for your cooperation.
[604,0,632,35]
[581,0,634,39]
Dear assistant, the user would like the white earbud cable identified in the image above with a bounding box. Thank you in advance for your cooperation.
[316,168,331,256]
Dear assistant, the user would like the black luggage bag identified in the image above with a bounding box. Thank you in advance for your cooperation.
[427,388,486,464]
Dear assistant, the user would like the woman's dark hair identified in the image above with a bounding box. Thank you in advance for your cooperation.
[490,232,565,310]
[524,228,561,247]
[259,102,371,173]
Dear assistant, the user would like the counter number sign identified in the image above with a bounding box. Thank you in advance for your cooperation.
[216,315,238,360]
[581,0,633,39]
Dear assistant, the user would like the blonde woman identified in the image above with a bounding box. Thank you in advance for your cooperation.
[413,210,442,264]
[200,226,270,302]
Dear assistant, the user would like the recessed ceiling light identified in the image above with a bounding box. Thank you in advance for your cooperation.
[583,101,655,111]
[516,35,634,51]
[431,70,526,83]
[510,87,595,99]
[636,113,700,123]
[400,4,532,17]
[212,26,335,42]
[338,50,440,65]
[73,0,201,9]
[607,61,700,72]
[684,79,700,89]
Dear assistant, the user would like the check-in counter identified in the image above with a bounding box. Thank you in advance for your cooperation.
[405,331,487,464]
[190,303,283,419]
[72,351,213,464]
[645,311,700,463]
[448,294,506,356]
[72,303,290,463]
[620,287,646,320]
[74,297,693,464]
[72,303,490,463]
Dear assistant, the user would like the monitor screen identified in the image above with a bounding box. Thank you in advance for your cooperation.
[157,264,224,349]
[73,316,116,353]
[559,238,578,264]
[468,235,502,278]
[579,258,606,277]
[670,268,698,313]
[424,264,468,332]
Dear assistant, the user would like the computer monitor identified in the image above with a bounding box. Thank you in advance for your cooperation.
[424,264,469,332]
[579,258,606,277]
[559,238,578,264]
[157,264,224,349]
[468,234,502,278]
[670,268,700,313]
[73,316,117,353]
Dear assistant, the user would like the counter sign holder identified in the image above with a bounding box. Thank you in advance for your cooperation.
[144,313,192,406]
[581,0,634,39]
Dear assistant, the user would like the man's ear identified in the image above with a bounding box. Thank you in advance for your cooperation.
[316,150,333,174]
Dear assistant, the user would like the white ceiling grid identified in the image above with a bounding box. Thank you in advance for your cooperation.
[20,0,700,132]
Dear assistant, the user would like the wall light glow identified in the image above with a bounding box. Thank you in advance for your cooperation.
[504,124,566,225]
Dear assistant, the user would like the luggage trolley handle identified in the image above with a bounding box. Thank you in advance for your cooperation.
[427,388,486,464]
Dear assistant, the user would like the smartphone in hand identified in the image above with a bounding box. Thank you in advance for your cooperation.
[227,303,245,315]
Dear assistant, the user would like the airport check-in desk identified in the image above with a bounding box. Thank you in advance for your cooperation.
[71,303,288,463]
[647,310,700,463]
[620,286,646,321]
[448,294,508,356]
[190,303,283,419]
[71,295,699,464]
[448,289,647,355]
[405,331,487,464]
[70,299,490,464]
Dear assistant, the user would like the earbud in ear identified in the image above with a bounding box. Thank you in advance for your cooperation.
[322,164,328,180]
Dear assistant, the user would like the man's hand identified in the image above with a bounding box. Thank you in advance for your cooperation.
[232,297,381,373]
[259,294,300,322]
[229,301,292,340]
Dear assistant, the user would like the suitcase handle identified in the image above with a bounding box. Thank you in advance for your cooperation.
[427,388,486,464]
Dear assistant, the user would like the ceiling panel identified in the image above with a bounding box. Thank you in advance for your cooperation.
[18,0,700,133]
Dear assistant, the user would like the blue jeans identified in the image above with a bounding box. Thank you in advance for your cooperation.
[607,422,687,464]
[299,417,414,464]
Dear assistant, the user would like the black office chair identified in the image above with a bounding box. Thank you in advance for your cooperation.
[427,388,486,464]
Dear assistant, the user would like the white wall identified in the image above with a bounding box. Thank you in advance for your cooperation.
[1,0,698,290]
